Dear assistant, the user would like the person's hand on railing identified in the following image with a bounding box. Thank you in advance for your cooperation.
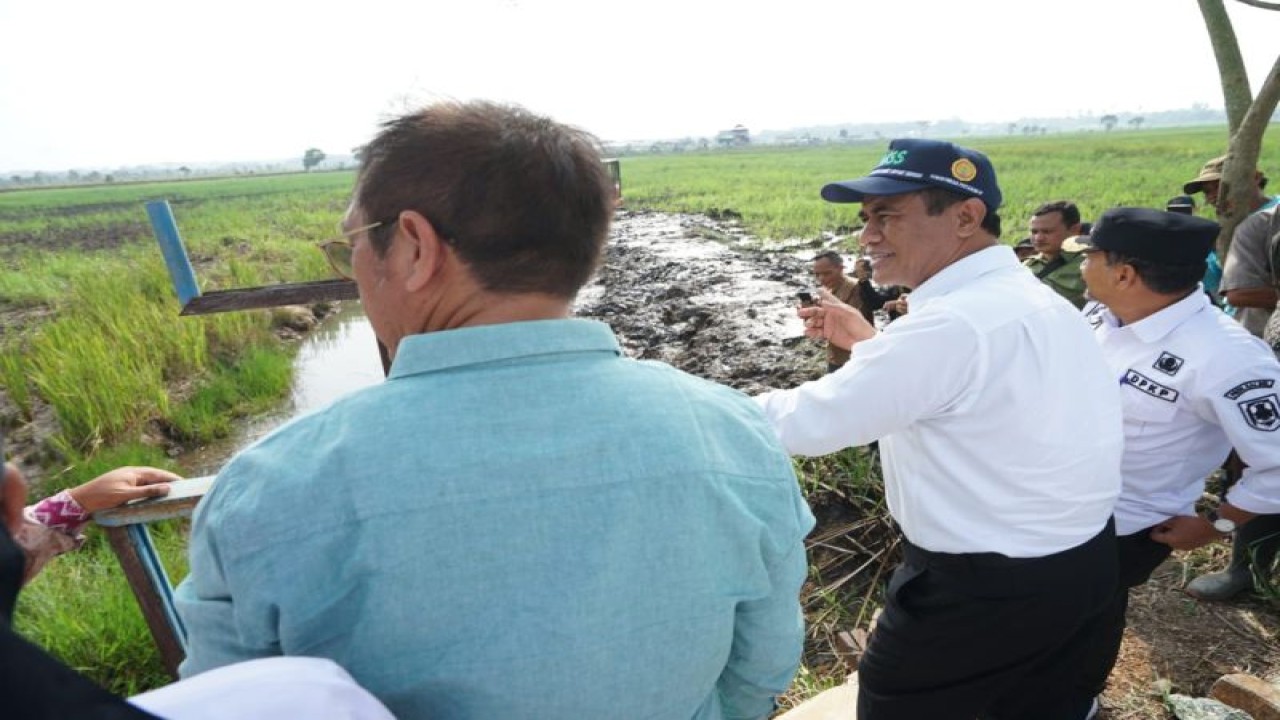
[68,467,178,515]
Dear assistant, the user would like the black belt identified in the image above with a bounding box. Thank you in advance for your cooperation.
[901,518,1116,593]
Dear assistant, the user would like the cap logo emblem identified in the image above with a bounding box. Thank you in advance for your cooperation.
[879,150,909,167]
[951,158,978,182]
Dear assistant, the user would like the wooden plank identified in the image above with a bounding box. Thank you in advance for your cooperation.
[179,280,359,316]
[94,476,215,527]
[104,526,188,679]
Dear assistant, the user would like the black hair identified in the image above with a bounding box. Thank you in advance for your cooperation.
[1104,251,1205,295]
[356,100,613,298]
[1032,200,1082,228]
[919,187,1003,238]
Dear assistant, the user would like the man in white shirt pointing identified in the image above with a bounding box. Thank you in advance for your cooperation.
[756,138,1123,720]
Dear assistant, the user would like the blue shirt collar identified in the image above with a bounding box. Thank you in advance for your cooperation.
[388,318,622,379]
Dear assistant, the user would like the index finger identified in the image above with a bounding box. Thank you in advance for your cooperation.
[131,467,183,486]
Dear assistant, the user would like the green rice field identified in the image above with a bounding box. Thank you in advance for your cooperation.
[1,124,1276,701]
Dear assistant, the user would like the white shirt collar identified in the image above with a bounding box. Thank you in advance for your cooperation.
[909,245,1017,307]
[1097,288,1210,343]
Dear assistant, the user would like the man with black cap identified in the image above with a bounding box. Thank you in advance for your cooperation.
[1164,194,1223,306]
[1065,208,1280,712]
[1013,236,1036,262]
[756,138,1123,720]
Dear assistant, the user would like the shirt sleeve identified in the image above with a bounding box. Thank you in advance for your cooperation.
[15,492,89,584]
[716,486,813,720]
[1199,358,1280,515]
[755,307,981,455]
[175,483,280,677]
[1221,211,1274,292]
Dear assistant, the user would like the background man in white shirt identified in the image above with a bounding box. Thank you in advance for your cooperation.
[757,138,1123,720]
[1067,207,1280,710]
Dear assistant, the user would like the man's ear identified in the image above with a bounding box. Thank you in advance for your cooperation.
[1112,260,1139,290]
[399,211,448,293]
[955,197,986,238]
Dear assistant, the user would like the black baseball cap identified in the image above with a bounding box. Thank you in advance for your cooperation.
[1062,207,1218,264]
[1165,195,1196,214]
[821,138,1002,210]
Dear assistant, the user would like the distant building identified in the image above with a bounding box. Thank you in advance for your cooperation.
[715,125,751,147]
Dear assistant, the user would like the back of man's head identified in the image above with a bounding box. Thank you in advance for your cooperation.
[356,101,614,298]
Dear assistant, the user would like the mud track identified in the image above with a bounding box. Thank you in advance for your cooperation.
[579,209,828,393]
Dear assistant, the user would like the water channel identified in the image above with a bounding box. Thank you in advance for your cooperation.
[179,302,384,477]
[178,211,819,478]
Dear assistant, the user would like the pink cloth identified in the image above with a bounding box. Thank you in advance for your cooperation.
[17,491,88,584]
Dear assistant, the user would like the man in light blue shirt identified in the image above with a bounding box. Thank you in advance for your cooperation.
[175,100,814,720]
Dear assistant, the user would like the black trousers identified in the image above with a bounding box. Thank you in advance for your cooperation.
[1049,526,1173,713]
[856,520,1117,720]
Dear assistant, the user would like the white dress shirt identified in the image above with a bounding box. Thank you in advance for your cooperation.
[1089,290,1280,536]
[130,657,396,720]
[758,246,1123,557]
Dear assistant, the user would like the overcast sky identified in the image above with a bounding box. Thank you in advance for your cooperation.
[2,0,1278,173]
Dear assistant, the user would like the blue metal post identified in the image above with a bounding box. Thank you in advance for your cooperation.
[126,524,188,649]
[146,200,201,307]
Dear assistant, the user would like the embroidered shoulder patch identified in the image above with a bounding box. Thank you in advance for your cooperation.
[1123,370,1179,403]
[1224,378,1275,400]
[1239,394,1280,431]
[1152,351,1184,376]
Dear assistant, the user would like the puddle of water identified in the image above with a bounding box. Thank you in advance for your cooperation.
[289,303,385,411]
[179,304,385,477]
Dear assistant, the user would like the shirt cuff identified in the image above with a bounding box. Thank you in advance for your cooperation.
[1225,482,1280,517]
[26,489,92,535]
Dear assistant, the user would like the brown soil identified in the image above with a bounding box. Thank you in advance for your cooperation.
[0,221,151,255]
[1105,552,1280,719]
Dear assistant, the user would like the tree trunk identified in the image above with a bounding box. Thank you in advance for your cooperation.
[1199,0,1280,258]
[1220,55,1280,258]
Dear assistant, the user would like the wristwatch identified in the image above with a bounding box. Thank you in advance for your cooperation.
[1206,508,1237,534]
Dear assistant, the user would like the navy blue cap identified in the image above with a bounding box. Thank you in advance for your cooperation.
[821,138,1002,210]
[1062,207,1218,264]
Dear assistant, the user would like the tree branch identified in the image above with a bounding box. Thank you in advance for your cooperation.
[1233,0,1280,10]
[1218,54,1280,257]
[1200,0,1254,133]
